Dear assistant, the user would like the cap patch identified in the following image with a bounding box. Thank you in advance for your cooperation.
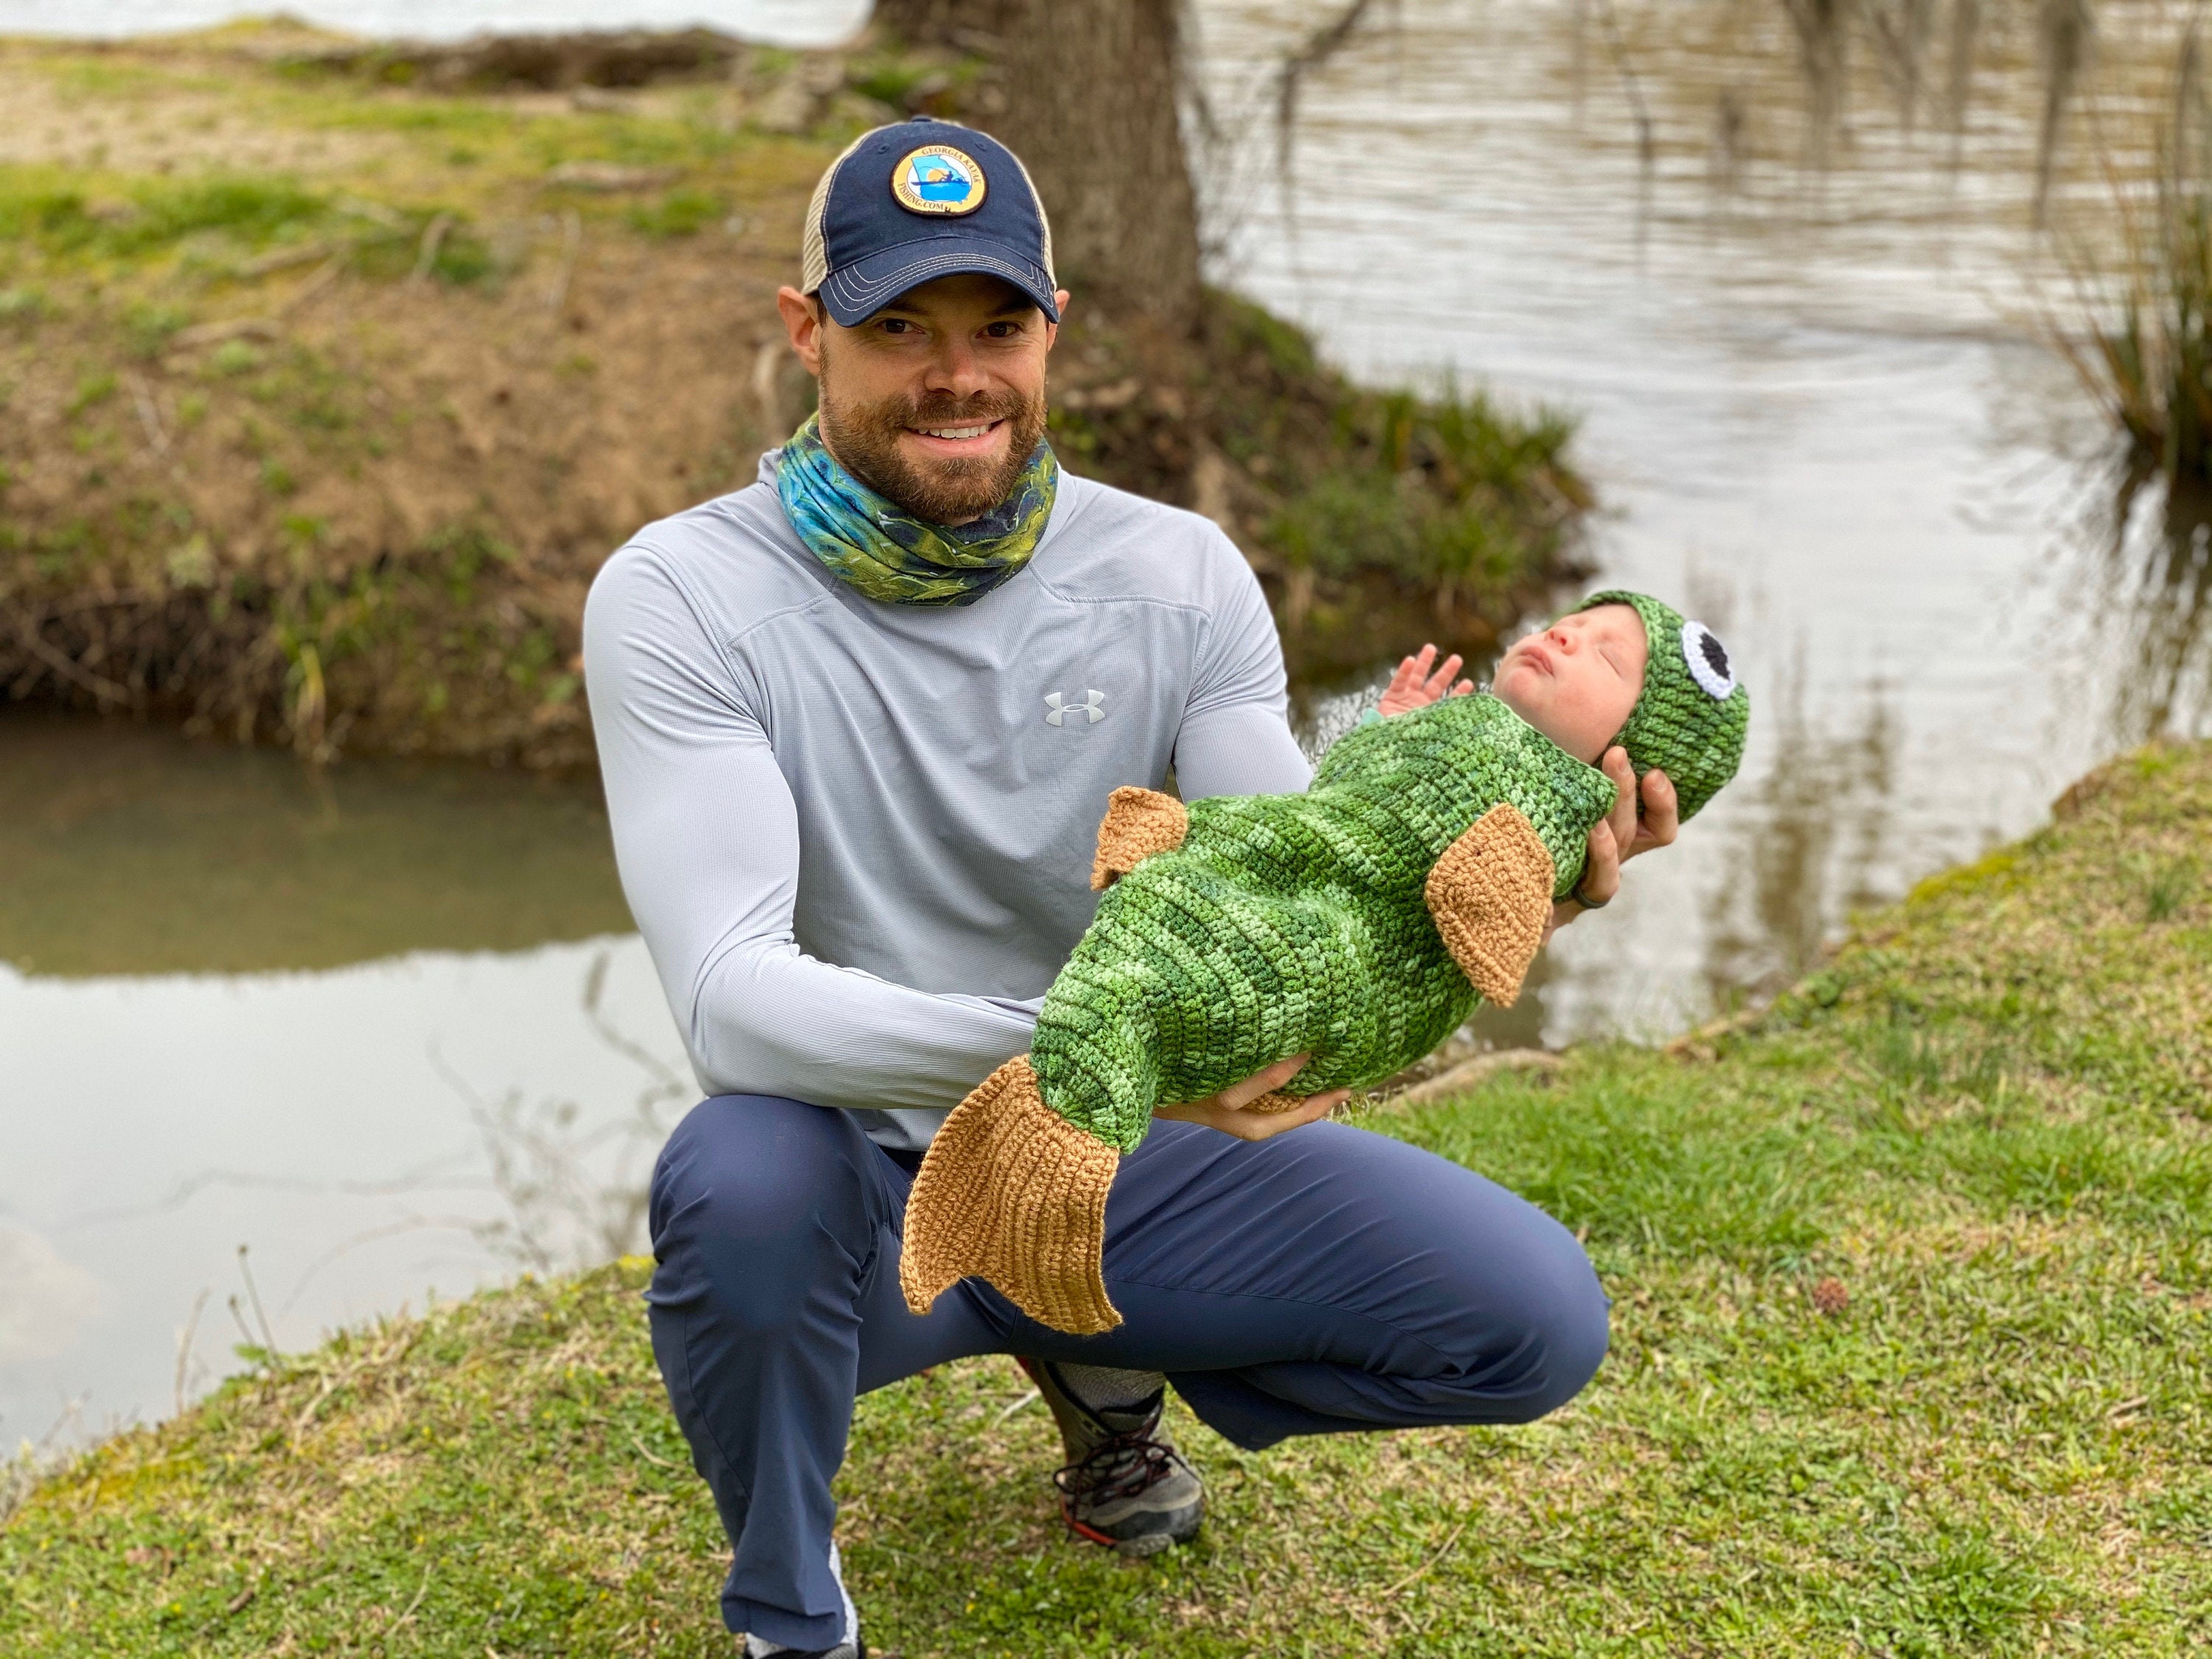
[892,145,987,216]
[1681,620,1735,700]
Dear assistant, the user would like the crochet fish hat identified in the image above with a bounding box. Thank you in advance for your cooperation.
[1573,589,1750,821]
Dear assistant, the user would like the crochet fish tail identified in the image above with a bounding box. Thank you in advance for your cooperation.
[900,1055,1124,1335]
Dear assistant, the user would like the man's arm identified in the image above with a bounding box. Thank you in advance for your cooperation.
[1169,538,1312,799]
[583,546,1037,1114]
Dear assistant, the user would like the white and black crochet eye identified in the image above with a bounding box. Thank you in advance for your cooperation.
[1681,621,1736,699]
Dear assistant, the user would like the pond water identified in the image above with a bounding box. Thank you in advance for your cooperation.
[1203,0,2212,1040]
[7,0,2212,1448]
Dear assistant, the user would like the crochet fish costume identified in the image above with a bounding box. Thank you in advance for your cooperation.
[900,590,1750,1335]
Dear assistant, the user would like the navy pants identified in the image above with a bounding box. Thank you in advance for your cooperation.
[646,1095,1610,1650]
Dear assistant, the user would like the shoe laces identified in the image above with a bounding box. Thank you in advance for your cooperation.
[1052,1425,1182,1507]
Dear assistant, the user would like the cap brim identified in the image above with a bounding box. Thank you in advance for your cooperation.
[816,235,1060,326]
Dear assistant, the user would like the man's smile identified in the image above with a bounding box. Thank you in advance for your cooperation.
[903,417,1008,457]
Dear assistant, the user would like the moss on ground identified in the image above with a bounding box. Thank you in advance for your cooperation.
[0,21,1583,765]
[5,742,2208,1655]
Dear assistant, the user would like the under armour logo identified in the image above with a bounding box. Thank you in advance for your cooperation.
[1044,689,1106,727]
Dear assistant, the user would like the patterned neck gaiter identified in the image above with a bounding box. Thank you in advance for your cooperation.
[774,413,1058,608]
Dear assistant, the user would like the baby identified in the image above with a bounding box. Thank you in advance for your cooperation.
[902,590,1750,1335]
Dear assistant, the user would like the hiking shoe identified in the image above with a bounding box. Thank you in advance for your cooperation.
[742,1542,863,1658]
[1018,1357,1204,1557]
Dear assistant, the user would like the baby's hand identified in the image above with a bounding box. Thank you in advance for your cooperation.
[1377,643,1475,717]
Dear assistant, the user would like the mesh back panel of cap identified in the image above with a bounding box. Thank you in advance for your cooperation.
[801,131,871,295]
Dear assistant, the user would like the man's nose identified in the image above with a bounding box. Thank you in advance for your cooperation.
[922,336,992,399]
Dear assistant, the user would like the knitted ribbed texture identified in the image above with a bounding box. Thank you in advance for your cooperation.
[899,1055,1121,1333]
[1425,804,1557,1005]
[1089,786,1189,890]
[1574,590,1750,821]
[902,692,1620,1332]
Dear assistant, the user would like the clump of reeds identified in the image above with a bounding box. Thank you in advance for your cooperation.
[2056,22,2212,481]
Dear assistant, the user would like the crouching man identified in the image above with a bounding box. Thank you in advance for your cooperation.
[584,117,1673,1658]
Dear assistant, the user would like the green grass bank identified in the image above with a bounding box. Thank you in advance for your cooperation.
[0,20,1585,766]
[5,742,2208,1655]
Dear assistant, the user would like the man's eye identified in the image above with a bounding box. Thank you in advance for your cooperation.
[984,321,1020,338]
[880,319,916,335]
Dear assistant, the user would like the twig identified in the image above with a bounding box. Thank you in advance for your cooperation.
[237,1245,279,1354]
[10,616,130,703]
[545,208,582,316]
[225,1581,259,1615]
[169,317,281,349]
[1380,1513,1471,1598]
[1661,1003,1767,1056]
[1371,1049,1565,1112]
[225,1294,259,1354]
[173,1289,210,1418]
[279,254,345,316]
[1593,0,1657,168]
[239,240,333,276]
[288,1374,340,1445]
[992,1388,1040,1426]
[1274,0,1387,201]
[125,368,169,454]
[408,212,455,286]
[391,1564,433,1632]
[629,1430,681,1470]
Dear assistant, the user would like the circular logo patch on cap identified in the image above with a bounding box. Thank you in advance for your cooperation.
[1680,621,1736,700]
[891,145,987,216]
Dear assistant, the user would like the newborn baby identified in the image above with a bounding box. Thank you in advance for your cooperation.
[902,590,1750,1335]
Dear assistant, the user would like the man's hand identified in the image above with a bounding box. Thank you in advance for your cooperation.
[1152,1053,1349,1141]
[1545,746,1678,939]
[1377,644,1475,717]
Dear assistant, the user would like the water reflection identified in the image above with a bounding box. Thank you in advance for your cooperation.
[1700,668,1900,1009]
[0,711,632,977]
[1208,0,2212,1048]
[0,716,682,1448]
[2093,466,2212,743]
[1,936,685,1449]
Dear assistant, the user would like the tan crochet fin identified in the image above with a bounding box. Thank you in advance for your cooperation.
[1424,803,1557,1008]
[900,1055,1123,1335]
[1090,786,1189,891]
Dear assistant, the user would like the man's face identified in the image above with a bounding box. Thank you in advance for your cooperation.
[1490,604,1649,764]
[776,271,1065,526]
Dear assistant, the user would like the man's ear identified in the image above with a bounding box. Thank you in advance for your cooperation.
[776,285,826,378]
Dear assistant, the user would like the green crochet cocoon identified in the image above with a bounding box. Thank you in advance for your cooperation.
[1032,692,1615,1152]
[901,588,1753,1335]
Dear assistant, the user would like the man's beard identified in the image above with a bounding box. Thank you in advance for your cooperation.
[816,369,1047,527]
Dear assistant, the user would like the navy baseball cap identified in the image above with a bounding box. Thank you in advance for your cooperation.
[800,116,1060,326]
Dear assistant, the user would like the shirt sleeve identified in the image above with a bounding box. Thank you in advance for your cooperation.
[1171,530,1313,799]
[582,546,1037,1115]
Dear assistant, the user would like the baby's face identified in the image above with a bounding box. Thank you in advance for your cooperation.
[1491,604,1647,764]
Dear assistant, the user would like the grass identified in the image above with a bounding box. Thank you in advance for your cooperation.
[5,739,2208,1655]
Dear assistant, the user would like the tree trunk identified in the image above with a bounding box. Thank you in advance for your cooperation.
[872,0,1203,336]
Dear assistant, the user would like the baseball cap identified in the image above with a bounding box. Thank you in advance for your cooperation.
[800,116,1060,326]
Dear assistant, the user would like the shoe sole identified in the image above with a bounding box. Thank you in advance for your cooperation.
[1113,1531,1176,1559]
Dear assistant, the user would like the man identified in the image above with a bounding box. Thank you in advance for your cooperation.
[584,116,1677,1659]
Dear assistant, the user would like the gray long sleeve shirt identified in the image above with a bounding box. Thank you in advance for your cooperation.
[582,454,1312,1151]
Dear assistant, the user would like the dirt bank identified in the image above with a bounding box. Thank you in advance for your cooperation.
[0,21,1587,766]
